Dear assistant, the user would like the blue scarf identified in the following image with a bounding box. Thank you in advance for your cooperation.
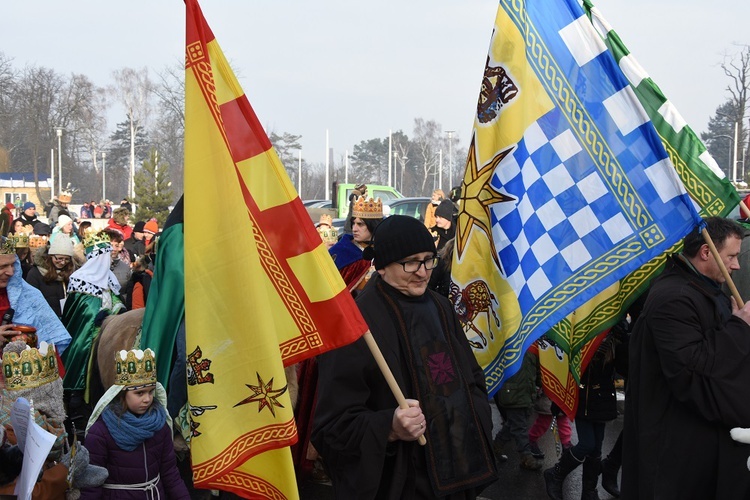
[102,400,167,451]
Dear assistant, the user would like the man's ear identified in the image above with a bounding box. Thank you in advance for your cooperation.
[377,269,385,277]
[700,243,712,261]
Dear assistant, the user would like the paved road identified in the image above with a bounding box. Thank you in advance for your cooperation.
[182,401,624,500]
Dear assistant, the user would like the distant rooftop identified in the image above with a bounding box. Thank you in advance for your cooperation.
[0,172,52,188]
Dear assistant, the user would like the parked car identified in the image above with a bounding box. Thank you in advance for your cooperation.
[383,197,431,222]
[302,199,328,207]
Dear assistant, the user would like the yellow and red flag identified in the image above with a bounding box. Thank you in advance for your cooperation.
[184,0,368,497]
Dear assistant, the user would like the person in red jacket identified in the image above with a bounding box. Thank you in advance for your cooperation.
[106,207,133,240]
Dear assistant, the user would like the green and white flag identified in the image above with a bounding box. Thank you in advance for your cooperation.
[584,0,739,217]
[539,0,741,418]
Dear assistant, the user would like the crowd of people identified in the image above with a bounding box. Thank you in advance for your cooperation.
[3,180,750,499]
[0,193,173,497]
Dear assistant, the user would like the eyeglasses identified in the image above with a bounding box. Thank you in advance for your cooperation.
[396,256,440,273]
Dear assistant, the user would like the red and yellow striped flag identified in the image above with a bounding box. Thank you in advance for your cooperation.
[184,1,368,496]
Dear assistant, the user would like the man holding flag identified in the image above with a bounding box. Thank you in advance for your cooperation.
[622,217,750,499]
[313,216,497,499]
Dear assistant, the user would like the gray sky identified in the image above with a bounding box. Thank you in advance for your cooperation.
[2,0,748,167]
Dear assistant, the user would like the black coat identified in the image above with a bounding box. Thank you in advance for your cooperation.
[576,336,617,422]
[24,266,66,317]
[622,255,750,499]
[312,274,496,499]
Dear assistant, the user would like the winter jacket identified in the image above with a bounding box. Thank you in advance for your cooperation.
[81,419,189,499]
[494,351,538,409]
[576,335,617,422]
[25,266,67,318]
[124,269,153,310]
[106,219,133,240]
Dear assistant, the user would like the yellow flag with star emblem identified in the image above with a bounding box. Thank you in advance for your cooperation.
[183,0,368,497]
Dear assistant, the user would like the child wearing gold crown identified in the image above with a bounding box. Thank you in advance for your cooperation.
[81,348,189,499]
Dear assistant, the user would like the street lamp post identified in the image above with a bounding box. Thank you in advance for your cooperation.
[714,134,735,181]
[446,130,455,191]
[102,152,106,200]
[55,127,63,195]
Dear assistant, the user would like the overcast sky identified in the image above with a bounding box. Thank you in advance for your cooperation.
[2,0,748,167]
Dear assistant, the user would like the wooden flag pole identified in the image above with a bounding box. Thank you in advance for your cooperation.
[741,200,750,220]
[362,331,427,446]
[701,228,744,308]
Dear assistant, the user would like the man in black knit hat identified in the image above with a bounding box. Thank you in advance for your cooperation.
[312,215,497,499]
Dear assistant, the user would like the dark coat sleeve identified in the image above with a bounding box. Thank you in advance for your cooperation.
[649,290,750,428]
[312,337,398,499]
[80,420,107,499]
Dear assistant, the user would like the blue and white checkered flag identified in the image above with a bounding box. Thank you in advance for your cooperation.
[452,0,703,396]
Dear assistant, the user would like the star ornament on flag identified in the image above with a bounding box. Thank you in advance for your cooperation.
[234,372,288,417]
[456,134,515,271]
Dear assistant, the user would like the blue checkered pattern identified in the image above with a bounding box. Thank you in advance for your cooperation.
[486,0,701,323]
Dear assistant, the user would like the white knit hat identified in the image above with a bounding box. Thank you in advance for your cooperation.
[48,235,75,257]
[56,214,73,228]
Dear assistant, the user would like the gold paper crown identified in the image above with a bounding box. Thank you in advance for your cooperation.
[82,229,111,251]
[317,224,338,244]
[0,236,16,255]
[318,214,333,227]
[351,196,383,219]
[28,235,48,248]
[2,342,59,391]
[57,191,72,203]
[10,232,30,249]
[114,348,157,388]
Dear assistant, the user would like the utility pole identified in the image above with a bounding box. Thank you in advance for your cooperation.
[446,130,455,189]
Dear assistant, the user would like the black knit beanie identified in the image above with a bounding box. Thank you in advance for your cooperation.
[435,199,456,220]
[367,215,436,270]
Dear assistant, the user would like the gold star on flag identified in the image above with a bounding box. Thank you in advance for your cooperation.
[234,372,288,417]
[456,135,515,271]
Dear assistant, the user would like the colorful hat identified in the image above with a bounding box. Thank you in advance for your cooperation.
[352,196,383,219]
[23,202,35,211]
[2,342,59,391]
[317,215,338,245]
[82,229,111,257]
[57,191,72,204]
[143,219,158,235]
[114,348,157,389]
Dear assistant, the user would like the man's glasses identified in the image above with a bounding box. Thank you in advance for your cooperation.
[396,256,440,273]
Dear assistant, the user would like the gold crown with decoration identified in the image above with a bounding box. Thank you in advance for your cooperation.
[28,235,48,249]
[10,232,30,249]
[114,349,157,388]
[57,190,72,203]
[351,196,383,220]
[0,236,16,255]
[82,229,111,252]
[2,342,59,391]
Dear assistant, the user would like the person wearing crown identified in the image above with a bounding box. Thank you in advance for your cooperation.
[60,230,126,441]
[328,195,383,293]
[0,236,71,352]
[81,348,190,499]
[49,191,73,228]
[0,339,109,498]
[316,214,339,249]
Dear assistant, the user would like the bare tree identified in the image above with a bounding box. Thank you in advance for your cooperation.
[412,118,443,195]
[110,67,154,199]
[721,44,750,181]
[151,61,185,196]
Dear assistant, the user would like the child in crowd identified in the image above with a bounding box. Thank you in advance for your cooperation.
[527,392,573,459]
[81,348,190,499]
